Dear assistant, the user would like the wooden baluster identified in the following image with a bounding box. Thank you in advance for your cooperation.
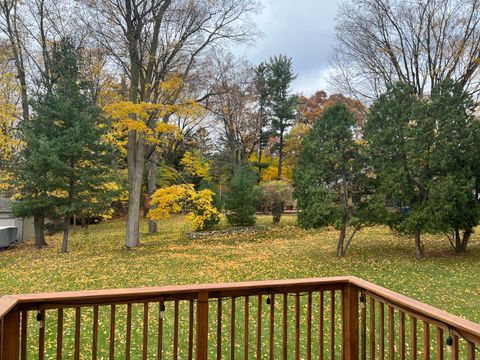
[109,305,115,360]
[410,317,417,360]
[400,312,406,360]
[466,342,475,360]
[436,328,443,360]
[342,285,359,360]
[126,304,132,360]
[196,292,209,360]
[92,306,99,360]
[157,301,164,360]
[319,290,324,360]
[20,310,27,360]
[39,309,45,360]
[307,292,312,360]
[174,300,179,360]
[1,309,20,360]
[451,335,459,360]
[269,294,275,360]
[361,294,367,360]
[57,308,63,360]
[330,291,335,360]
[143,303,149,360]
[388,307,394,360]
[231,297,236,360]
[295,293,300,360]
[370,298,376,360]
[217,299,222,360]
[74,308,81,360]
[379,303,385,360]
[423,322,430,360]
[189,300,194,360]
[244,296,249,360]
[257,295,262,360]
[282,294,288,360]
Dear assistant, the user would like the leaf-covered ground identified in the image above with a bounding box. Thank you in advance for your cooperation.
[1,214,479,323]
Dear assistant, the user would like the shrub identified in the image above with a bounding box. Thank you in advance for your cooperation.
[148,184,221,231]
[224,164,259,226]
[259,180,293,223]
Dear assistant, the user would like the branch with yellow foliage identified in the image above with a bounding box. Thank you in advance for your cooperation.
[148,184,221,231]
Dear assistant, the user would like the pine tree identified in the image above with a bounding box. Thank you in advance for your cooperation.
[13,38,120,252]
[365,82,432,259]
[224,164,260,226]
[294,103,372,257]
[264,55,297,179]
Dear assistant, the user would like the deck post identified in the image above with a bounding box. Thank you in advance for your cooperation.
[196,292,209,360]
[343,284,359,360]
[1,308,20,360]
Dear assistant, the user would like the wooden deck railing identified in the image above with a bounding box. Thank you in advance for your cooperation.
[0,276,479,359]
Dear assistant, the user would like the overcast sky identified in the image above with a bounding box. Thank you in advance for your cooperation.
[236,0,343,96]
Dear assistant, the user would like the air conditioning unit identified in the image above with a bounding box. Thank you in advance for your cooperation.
[0,226,17,248]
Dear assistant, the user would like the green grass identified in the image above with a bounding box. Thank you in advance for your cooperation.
[1,215,479,358]
[1,214,479,321]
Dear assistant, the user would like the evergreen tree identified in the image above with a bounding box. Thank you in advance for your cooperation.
[365,82,433,259]
[224,164,259,226]
[13,38,120,252]
[424,79,480,252]
[366,80,480,257]
[253,62,271,179]
[294,103,373,257]
[264,55,297,179]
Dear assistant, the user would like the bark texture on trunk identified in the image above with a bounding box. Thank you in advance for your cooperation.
[454,228,472,253]
[125,132,145,248]
[414,227,425,259]
[33,214,46,249]
[147,150,158,234]
[337,225,346,257]
[277,129,284,180]
[61,215,70,253]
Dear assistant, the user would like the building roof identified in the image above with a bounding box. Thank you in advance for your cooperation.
[0,198,12,213]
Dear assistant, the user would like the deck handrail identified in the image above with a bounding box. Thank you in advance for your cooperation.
[1,275,479,359]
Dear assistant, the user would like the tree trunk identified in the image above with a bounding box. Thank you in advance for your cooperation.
[343,227,359,255]
[147,151,158,234]
[33,214,46,249]
[73,214,77,234]
[277,128,284,180]
[125,131,145,248]
[414,227,425,259]
[61,215,70,253]
[455,228,472,253]
[337,225,347,257]
[271,201,284,224]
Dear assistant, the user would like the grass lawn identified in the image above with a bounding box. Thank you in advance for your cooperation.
[1,214,479,323]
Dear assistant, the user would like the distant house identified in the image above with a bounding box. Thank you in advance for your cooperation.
[0,198,34,243]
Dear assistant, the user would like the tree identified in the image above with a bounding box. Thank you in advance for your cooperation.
[224,164,259,226]
[365,82,432,259]
[294,103,370,257]
[333,0,480,101]
[13,38,120,252]
[86,0,259,244]
[424,79,480,252]
[207,53,262,173]
[284,91,367,170]
[259,180,293,223]
[264,55,297,179]
[148,184,220,231]
[253,62,270,179]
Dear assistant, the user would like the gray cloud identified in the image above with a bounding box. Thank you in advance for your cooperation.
[236,0,342,95]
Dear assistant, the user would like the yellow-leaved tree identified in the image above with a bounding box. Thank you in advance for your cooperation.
[0,65,21,195]
[180,150,210,179]
[148,184,220,231]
